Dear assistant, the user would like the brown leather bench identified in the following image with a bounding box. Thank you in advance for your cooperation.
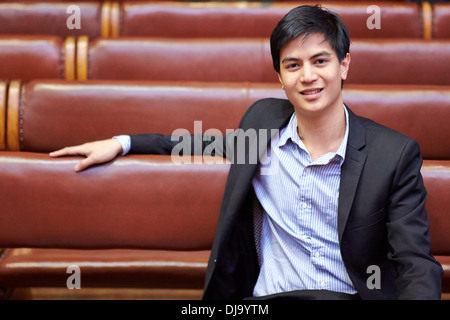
[0,152,227,250]
[116,1,431,39]
[2,36,449,84]
[78,37,450,85]
[0,1,439,39]
[0,152,227,294]
[78,37,276,82]
[1,80,449,298]
[433,3,450,38]
[0,247,211,289]
[0,156,448,296]
[0,80,6,151]
[424,161,450,294]
[4,80,275,151]
[0,1,106,38]
[0,36,75,81]
[4,80,450,161]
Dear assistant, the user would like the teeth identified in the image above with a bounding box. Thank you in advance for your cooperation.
[302,89,321,95]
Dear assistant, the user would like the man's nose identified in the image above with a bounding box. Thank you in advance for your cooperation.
[300,64,319,83]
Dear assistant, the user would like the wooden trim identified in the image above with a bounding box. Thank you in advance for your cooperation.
[101,1,111,37]
[422,1,432,40]
[110,1,120,37]
[0,80,7,151]
[76,36,89,80]
[6,80,21,151]
[64,37,76,80]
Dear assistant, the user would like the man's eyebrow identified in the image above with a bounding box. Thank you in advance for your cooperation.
[310,51,333,59]
[281,57,299,64]
[281,51,333,64]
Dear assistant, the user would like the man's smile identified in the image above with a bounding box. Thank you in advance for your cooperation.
[300,88,324,95]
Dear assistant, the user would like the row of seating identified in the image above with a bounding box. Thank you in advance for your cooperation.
[2,36,450,84]
[0,1,448,39]
[0,79,449,296]
[1,80,450,161]
[0,156,448,291]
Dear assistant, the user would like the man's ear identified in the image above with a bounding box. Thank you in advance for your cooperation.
[277,72,285,90]
[340,53,351,81]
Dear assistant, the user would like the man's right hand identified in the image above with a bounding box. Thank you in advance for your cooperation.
[49,138,124,172]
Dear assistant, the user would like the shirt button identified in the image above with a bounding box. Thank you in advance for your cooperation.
[321,281,326,288]
[302,202,308,209]
[306,167,311,173]
[315,252,320,257]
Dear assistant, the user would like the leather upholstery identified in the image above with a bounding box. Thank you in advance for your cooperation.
[5,81,450,161]
[6,81,282,151]
[347,40,450,85]
[422,162,450,256]
[0,248,209,289]
[82,38,450,85]
[84,38,275,82]
[0,1,103,38]
[0,36,74,81]
[118,1,425,39]
[1,36,449,84]
[0,152,229,250]
[1,1,441,39]
[0,155,447,291]
[342,85,450,159]
[0,80,6,151]
[423,162,450,293]
[433,3,450,38]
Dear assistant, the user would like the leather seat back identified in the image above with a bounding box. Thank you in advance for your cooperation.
[0,36,75,81]
[118,2,425,39]
[80,38,450,85]
[5,81,450,160]
[0,152,229,250]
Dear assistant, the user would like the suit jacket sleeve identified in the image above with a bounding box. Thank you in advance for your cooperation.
[386,139,443,299]
[128,100,262,158]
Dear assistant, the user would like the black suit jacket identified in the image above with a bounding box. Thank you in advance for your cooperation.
[130,98,443,300]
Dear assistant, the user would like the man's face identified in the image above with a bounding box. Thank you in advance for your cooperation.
[277,33,350,118]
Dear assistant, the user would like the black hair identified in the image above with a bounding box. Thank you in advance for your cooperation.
[270,5,350,73]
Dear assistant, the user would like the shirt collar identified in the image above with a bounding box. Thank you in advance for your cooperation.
[278,104,349,161]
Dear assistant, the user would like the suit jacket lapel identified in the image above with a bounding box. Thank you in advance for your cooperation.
[210,99,294,260]
[338,107,367,241]
[226,102,368,243]
[227,99,294,207]
[213,100,291,247]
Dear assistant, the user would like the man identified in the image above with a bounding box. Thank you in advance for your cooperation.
[51,5,443,299]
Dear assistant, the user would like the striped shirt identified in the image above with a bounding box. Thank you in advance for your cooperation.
[252,105,357,296]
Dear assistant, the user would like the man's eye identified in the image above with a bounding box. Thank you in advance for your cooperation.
[287,63,300,69]
[315,59,327,65]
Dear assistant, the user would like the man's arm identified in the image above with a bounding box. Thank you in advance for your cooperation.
[49,133,231,171]
[386,139,443,299]
[49,100,263,171]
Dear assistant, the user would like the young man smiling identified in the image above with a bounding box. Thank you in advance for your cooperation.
[276,32,349,162]
[51,5,443,299]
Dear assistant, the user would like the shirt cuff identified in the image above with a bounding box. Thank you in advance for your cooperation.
[113,135,131,155]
